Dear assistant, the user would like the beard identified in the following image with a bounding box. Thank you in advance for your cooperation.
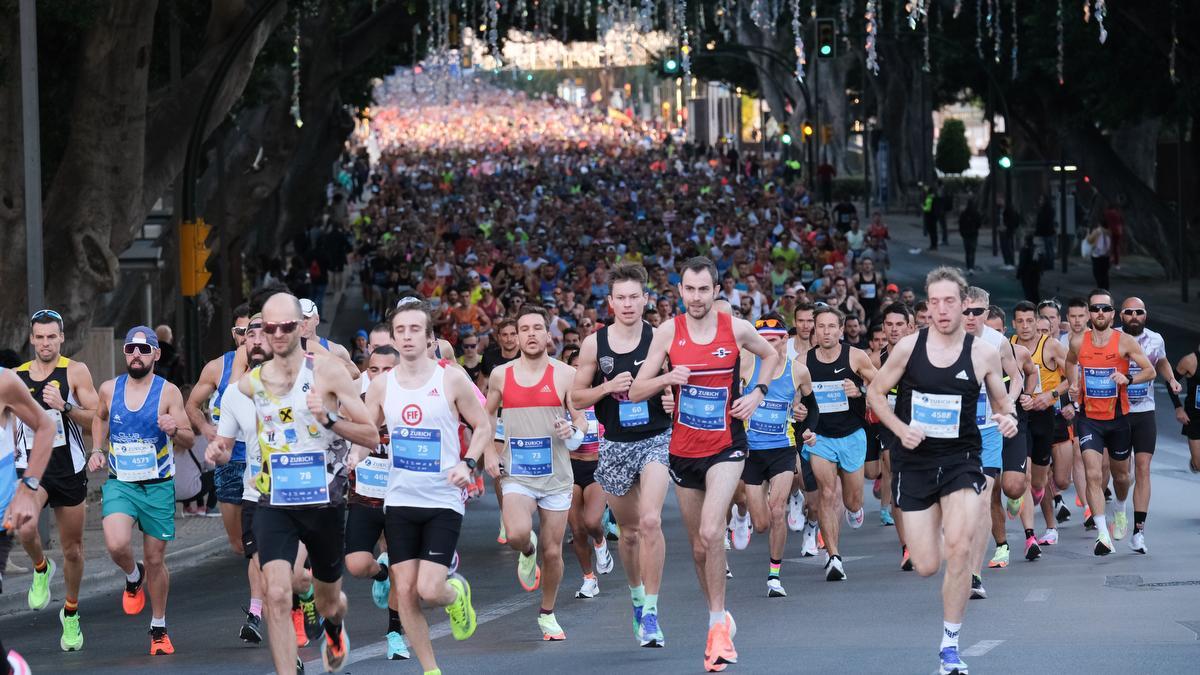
[126,361,153,379]
[1123,321,1144,336]
[248,346,271,366]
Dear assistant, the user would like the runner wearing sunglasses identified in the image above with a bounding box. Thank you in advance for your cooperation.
[14,308,100,652]
[88,326,195,655]
[1064,289,1155,556]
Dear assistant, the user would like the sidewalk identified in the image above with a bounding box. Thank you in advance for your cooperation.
[879,211,1199,337]
[0,474,234,617]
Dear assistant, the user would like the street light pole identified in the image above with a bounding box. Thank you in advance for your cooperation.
[1059,146,1068,274]
[20,0,44,317]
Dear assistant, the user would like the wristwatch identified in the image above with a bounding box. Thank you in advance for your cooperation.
[464,457,478,470]
[1051,389,1060,399]
[322,411,340,429]
[20,476,41,492]
[752,383,769,397]
[62,401,74,414]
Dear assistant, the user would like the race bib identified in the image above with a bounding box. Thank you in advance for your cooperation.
[1083,367,1117,399]
[748,399,788,435]
[813,381,850,414]
[678,385,728,431]
[860,283,877,299]
[391,427,442,473]
[617,400,650,427]
[582,411,600,445]
[910,392,962,439]
[886,392,897,411]
[509,436,552,476]
[110,441,159,482]
[975,388,994,426]
[23,409,67,450]
[1126,363,1148,401]
[268,451,329,506]
[494,417,506,442]
[354,455,389,499]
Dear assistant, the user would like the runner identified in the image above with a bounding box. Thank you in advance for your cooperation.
[1064,289,1155,555]
[565,406,614,599]
[1059,298,1092,525]
[184,304,251,556]
[873,302,914,569]
[853,258,887,321]
[481,318,520,543]
[361,297,485,673]
[630,256,780,672]
[485,305,586,641]
[739,313,817,597]
[571,262,676,647]
[867,266,1018,675]
[786,302,816,538]
[803,306,877,581]
[1039,301,1080,530]
[88,326,196,655]
[1115,297,1182,554]
[1175,346,1200,473]
[299,298,360,379]
[14,309,100,652]
[238,293,377,674]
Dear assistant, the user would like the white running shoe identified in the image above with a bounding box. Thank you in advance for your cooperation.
[845,508,865,530]
[1128,531,1147,554]
[730,507,752,550]
[824,554,846,581]
[575,575,599,599]
[766,577,787,598]
[801,522,819,557]
[594,540,615,575]
[786,492,804,531]
[1037,529,1059,546]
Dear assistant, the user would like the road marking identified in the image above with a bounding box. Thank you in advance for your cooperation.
[783,555,869,566]
[301,593,538,672]
[1025,588,1052,602]
[962,639,1004,657]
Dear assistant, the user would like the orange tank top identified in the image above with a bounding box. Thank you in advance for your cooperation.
[1078,330,1128,420]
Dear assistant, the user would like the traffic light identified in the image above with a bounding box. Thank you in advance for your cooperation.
[179,219,212,297]
[662,49,679,75]
[993,133,1012,169]
[816,19,836,59]
[781,132,793,145]
[802,121,815,138]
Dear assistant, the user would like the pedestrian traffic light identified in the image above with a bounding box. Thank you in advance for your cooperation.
[663,50,679,75]
[998,155,1012,169]
[816,19,836,59]
[180,219,212,297]
[993,133,1012,169]
[781,132,793,145]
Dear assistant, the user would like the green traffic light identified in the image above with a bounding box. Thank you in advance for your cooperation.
[820,45,832,56]
[998,156,1012,169]
[665,59,678,72]
[781,133,793,145]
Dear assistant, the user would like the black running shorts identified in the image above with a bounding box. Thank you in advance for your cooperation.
[741,446,797,486]
[344,503,386,555]
[383,506,462,568]
[893,458,986,513]
[253,505,345,583]
[668,446,747,491]
[1076,415,1132,462]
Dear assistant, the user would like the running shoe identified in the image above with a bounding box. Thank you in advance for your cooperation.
[321,624,349,672]
[1104,486,1113,503]
[939,646,969,674]
[970,574,987,600]
[988,543,1009,569]
[817,529,826,550]
[603,507,621,541]
[824,554,846,581]
[299,595,322,641]
[594,540,614,574]
[704,620,735,672]
[371,552,391,609]
[786,491,804,531]
[386,630,410,660]
[1094,529,1114,556]
[497,522,507,545]
[846,508,865,529]
[149,626,175,655]
[631,604,643,640]
[518,532,541,591]
[767,577,787,598]
[1055,501,1072,523]
[575,574,599,599]
[1031,486,1045,505]
[1024,536,1042,561]
[725,563,733,579]
[730,507,752,550]
[1005,497,1022,519]
[122,562,146,615]
[901,546,913,571]
[880,508,895,526]
[1037,529,1059,546]
[872,477,882,499]
[292,607,309,648]
[28,558,56,611]
[1129,531,1147,554]
[1075,495,1085,507]
[448,550,460,577]
[1083,506,1096,530]
[240,610,264,644]
[538,612,566,641]
[445,573,476,640]
[6,649,30,675]
[639,611,664,647]
[1113,510,1129,541]
[59,607,83,652]
[801,522,819,557]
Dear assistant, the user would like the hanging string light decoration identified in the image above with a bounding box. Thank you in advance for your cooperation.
[1011,0,1018,78]
[992,0,1001,64]
[1169,0,1178,83]
[1056,0,1064,85]
[865,0,879,75]
[923,6,931,72]
[291,17,302,127]
[1083,0,1090,24]
[639,0,655,32]
[908,0,925,30]
[677,0,691,88]
[487,0,500,66]
[792,0,806,81]
[975,0,983,58]
[1094,0,1108,44]
[953,0,963,18]
[750,0,768,31]
[840,0,850,42]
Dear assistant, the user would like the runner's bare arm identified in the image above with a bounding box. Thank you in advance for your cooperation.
[160,382,196,450]
[850,347,877,385]
[329,342,362,380]
[483,366,507,478]
[449,367,492,464]
[89,380,114,472]
[867,333,916,439]
[1,371,56,530]
[185,357,222,441]
[731,318,777,419]
[311,357,376,447]
[65,360,100,430]
[999,341,1023,399]
[1154,350,1183,394]
[1120,334,1156,386]
[569,334,610,409]
[977,343,1018,437]
[790,361,819,432]
[1065,333,1083,398]
[630,320,680,402]
[555,363,588,432]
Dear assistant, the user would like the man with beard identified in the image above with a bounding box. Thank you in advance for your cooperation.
[1115,297,1182,554]
[1065,289,1154,556]
[485,305,586,641]
[785,301,817,540]
[481,318,520,543]
[14,309,100,652]
[237,294,377,674]
[88,326,195,655]
[870,303,914,567]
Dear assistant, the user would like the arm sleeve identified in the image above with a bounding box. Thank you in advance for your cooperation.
[798,390,820,435]
[1167,373,1184,409]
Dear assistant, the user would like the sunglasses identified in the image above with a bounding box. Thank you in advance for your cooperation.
[755,318,786,329]
[123,343,154,355]
[1036,300,1060,311]
[31,309,63,324]
[1088,304,1114,314]
[1120,308,1146,316]
[233,326,248,336]
[962,307,987,317]
[262,321,299,335]
[463,342,478,348]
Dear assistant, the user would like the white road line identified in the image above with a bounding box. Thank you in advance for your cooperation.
[962,639,1005,657]
[1025,588,1052,602]
[300,593,539,672]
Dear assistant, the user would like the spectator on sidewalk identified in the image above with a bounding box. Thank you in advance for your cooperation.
[959,198,983,273]
[1103,198,1125,269]
[1087,218,1113,290]
[1036,195,1057,264]
[922,184,939,251]
[817,161,836,207]
[1001,201,1020,270]
[935,180,951,245]
[154,324,186,386]
[1017,233,1043,302]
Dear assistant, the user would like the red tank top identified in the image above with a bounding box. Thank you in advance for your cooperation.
[501,364,561,409]
[1078,330,1129,420]
[667,312,744,458]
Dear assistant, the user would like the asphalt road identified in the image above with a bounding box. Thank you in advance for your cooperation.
[3,397,1198,675]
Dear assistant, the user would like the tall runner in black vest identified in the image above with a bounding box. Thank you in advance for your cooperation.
[868,267,1017,675]
[572,263,675,648]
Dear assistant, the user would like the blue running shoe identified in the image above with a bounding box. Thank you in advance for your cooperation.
[880,509,895,526]
[939,646,969,674]
[372,553,391,610]
[631,604,643,640]
[386,630,410,660]
[639,611,664,648]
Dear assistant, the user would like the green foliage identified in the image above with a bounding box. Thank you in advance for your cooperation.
[935,118,971,174]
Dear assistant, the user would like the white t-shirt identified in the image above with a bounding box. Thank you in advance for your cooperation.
[1119,327,1165,414]
[977,326,1009,429]
[215,379,262,503]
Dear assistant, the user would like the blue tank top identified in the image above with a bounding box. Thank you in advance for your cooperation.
[0,367,16,520]
[214,351,247,462]
[107,375,173,482]
[746,359,797,450]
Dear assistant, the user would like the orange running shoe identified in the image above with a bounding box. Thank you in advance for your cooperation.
[149,627,175,655]
[122,562,146,615]
[817,530,825,551]
[321,624,350,673]
[292,607,310,648]
[703,618,737,672]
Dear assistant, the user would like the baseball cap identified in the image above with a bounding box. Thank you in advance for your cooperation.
[822,264,834,272]
[300,299,318,318]
[886,283,900,293]
[124,326,160,349]
[481,282,493,290]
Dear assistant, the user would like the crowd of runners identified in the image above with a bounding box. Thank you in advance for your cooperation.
[2,79,1198,675]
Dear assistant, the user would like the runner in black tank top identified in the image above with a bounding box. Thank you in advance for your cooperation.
[593,323,671,442]
[1176,347,1200,472]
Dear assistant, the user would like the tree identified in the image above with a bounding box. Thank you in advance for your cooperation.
[935,118,971,174]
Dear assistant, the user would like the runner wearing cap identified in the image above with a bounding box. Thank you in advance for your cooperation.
[299,298,360,379]
[88,326,195,655]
